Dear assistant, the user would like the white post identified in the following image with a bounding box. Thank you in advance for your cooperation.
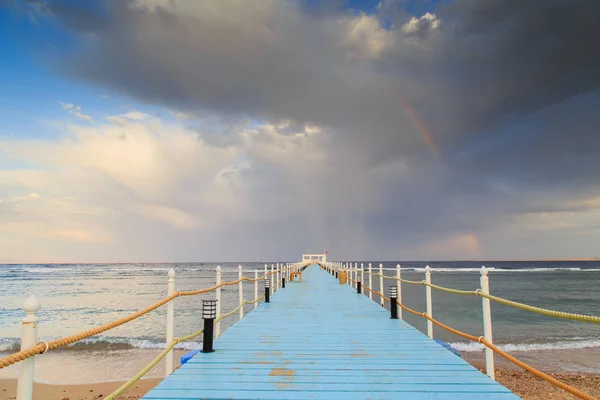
[254,269,258,309]
[481,266,495,380]
[271,264,275,293]
[379,264,384,307]
[275,263,281,289]
[238,265,244,320]
[215,266,222,338]
[425,265,433,338]
[368,263,373,300]
[165,269,175,376]
[396,264,403,320]
[16,295,41,400]
[355,263,358,288]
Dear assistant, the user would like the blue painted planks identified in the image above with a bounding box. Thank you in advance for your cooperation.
[142,265,520,400]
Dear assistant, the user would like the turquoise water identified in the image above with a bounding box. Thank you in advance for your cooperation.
[0,261,599,383]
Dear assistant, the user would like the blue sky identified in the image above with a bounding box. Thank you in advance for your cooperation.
[0,0,443,141]
[1,0,599,262]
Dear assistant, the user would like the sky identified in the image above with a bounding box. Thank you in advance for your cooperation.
[1,0,600,263]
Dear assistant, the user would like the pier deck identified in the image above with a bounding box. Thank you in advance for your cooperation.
[142,265,519,399]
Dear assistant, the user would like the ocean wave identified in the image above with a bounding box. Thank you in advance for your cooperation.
[449,339,600,353]
[23,267,76,273]
[0,338,20,352]
[408,267,599,273]
[0,337,201,352]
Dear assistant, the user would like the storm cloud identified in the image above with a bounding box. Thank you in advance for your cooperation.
[2,0,600,261]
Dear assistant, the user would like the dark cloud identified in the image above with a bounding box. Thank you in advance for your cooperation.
[6,0,600,258]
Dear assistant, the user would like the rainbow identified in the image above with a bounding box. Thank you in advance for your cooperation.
[397,96,444,164]
[465,232,482,257]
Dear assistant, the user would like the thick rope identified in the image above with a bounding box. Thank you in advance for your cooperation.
[0,267,291,369]
[0,293,178,369]
[394,300,595,400]
[479,338,596,400]
[365,271,600,322]
[361,285,385,300]
[105,293,267,400]
[477,292,600,324]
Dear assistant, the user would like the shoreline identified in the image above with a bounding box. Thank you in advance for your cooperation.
[0,379,161,400]
[1,363,599,400]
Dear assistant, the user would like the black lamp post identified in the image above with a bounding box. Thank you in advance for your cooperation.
[265,277,271,303]
[201,299,217,353]
[389,286,398,319]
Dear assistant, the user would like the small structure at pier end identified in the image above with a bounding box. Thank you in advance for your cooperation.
[302,253,327,263]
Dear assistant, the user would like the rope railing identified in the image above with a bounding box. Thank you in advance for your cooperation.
[326,261,598,400]
[394,300,596,400]
[0,293,178,369]
[351,266,600,323]
[477,292,600,324]
[0,264,301,370]
[105,293,267,400]
[3,261,309,400]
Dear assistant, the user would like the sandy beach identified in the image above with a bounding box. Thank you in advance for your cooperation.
[1,365,599,400]
[0,378,161,400]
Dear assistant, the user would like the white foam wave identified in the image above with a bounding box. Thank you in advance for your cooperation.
[23,267,75,273]
[449,339,600,353]
[408,267,597,273]
[126,339,201,350]
[0,338,19,352]
[0,337,201,352]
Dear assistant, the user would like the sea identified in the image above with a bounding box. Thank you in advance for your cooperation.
[1,261,599,384]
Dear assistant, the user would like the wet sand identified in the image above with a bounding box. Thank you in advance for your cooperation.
[1,366,599,400]
[0,378,161,400]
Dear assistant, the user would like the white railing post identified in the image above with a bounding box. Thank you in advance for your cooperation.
[480,266,495,380]
[276,263,280,289]
[16,295,40,400]
[271,264,275,293]
[165,269,175,376]
[264,264,268,285]
[368,263,373,300]
[254,269,259,309]
[238,265,244,320]
[379,264,384,307]
[396,264,403,320]
[215,266,222,338]
[425,265,433,338]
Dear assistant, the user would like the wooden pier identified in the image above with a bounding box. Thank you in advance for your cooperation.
[142,265,519,399]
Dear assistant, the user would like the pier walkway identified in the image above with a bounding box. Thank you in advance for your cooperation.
[142,265,519,399]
